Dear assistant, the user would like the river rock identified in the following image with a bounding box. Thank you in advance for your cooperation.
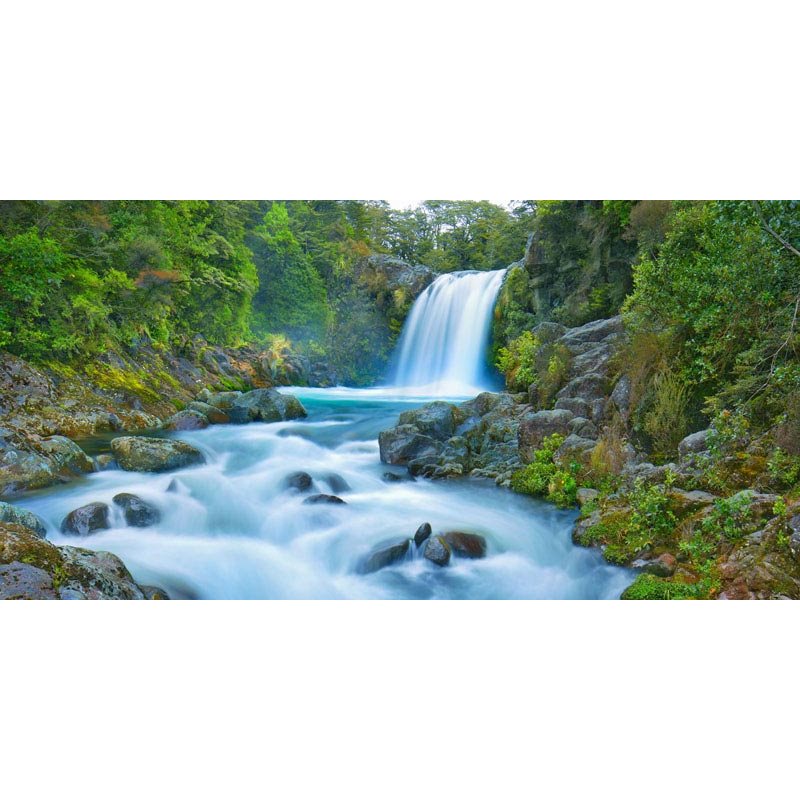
[228,388,307,424]
[284,471,313,491]
[359,538,410,573]
[60,502,111,536]
[38,436,95,475]
[398,402,457,440]
[379,425,442,465]
[414,522,432,547]
[111,436,205,472]
[442,531,487,559]
[382,471,413,482]
[423,535,451,566]
[196,389,243,410]
[163,409,209,431]
[0,501,48,538]
[187,401,230,424]
[139,585,170,599]
[303,493,346,505]
[113,493,161,527]
[94,454,117,471]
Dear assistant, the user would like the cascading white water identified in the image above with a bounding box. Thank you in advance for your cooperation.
[392,269,507,396]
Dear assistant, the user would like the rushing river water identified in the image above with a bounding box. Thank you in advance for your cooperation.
[21,388,632,599]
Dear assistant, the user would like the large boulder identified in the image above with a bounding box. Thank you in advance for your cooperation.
[560,316,624,347]
[442,531,487,559]
[37,436,94,475]
[228,388,307,424]
[0,501,48,538]
[187,401,230,424]
[379,425,442,465]
[111,436,205,472]
[414,522,432,548]
[61,502,111,536]
[0,521,148,599]
[518,409,574,462]
[196,389,243,410]
[398,402,457,440]
[678,429,711,456]
[423,535,451,566]
[556,373,608,404]
[113,493,161,527]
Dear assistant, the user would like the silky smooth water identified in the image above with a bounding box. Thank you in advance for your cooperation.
[21,388,632,599]
[391,269,507,396]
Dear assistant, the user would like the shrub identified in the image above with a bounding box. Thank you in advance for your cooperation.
[643,368,690,458]
[510,433,580,507]
[496,331,540,392]
[621,574,704,600]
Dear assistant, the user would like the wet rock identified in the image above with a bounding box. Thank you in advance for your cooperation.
[61,502,111,536]
[94,454,117,471]
[379,425,442,466]
[398,401,457,440]
[414,522,432,548]
[111,436,205,472]
[0,501,48,538]
[382,471,412,482]
[359,538,410,573]
[187,401,230,424]
[632,553,677,578]
[678,429,711,456]
[38,436,94,475]
[442,531,487,559]
[0,448,55,496]
[197,389,243,410]
[324,473,351,494]
[140,585,170,600]
[163,409,209,431]
[113,493,161,527]
[423,535,451,566]
[518,409,574,461]
[166,478,180,493]
[284,471,313,492]
[228,388,307,424]
[303,493,347,505]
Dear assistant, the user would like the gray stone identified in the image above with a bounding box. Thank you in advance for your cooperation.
[610,375,633,422]
[398,401,457,440]
[60,502,111,536]
[111,436,205,472]
[379,425,442,465]
[0,501,47,537]
[302,493,346,505]
[576,488,600,507]
[518,409,574,461]
[284,471,313,492]
[113,493,161,527]
[228,388,307,424]
[423,535,451,566]
[678,429,711,456]
[414,522,432,548]
[360,539,410,573]
[555,397,591,418]
[163,409,209,431]
[557,372,608,403]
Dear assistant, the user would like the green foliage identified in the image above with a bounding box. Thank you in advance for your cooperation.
[510,434,580,507]
[767,449,800,490]
[620,574,705,600]
[642,368,690,459]
[496,331,539,392]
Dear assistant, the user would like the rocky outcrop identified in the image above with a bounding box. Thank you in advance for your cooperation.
[111,437,205,473]
[0,501,47,538]
[0,521,155,599]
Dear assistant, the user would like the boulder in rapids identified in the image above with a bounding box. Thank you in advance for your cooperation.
[187,401,230,424]
[378,425,442,466]
[163,409,210,431]
[414,522,432,548]
[111,436,205,472]
[359,539,410,573]
[284,471,313,492]
[113,493,162,527]
[324,473,351,493]
[60,502,111,536]
[423,535,451,566]
[442,531,487,559]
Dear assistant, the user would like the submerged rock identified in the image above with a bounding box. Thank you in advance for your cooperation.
[414,522,432,548]
[324,473,351,493]
[0,501,48,538]
[113,493,161,527]
[382,471,413,482]
[61,502,111,536]
[359,539,410,573]
[111,436,205,472]
[284,471,313,492]
[423,535,451,566]
[303,493,346,505]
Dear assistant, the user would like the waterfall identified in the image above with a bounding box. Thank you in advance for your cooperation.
[391,268,507,396]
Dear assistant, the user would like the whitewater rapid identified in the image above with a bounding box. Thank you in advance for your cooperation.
[21,389,632,599]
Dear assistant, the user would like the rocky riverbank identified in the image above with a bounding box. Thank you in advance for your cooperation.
[378,315,800,599]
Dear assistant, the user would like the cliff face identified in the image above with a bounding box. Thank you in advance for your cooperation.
[493,202,638,350]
